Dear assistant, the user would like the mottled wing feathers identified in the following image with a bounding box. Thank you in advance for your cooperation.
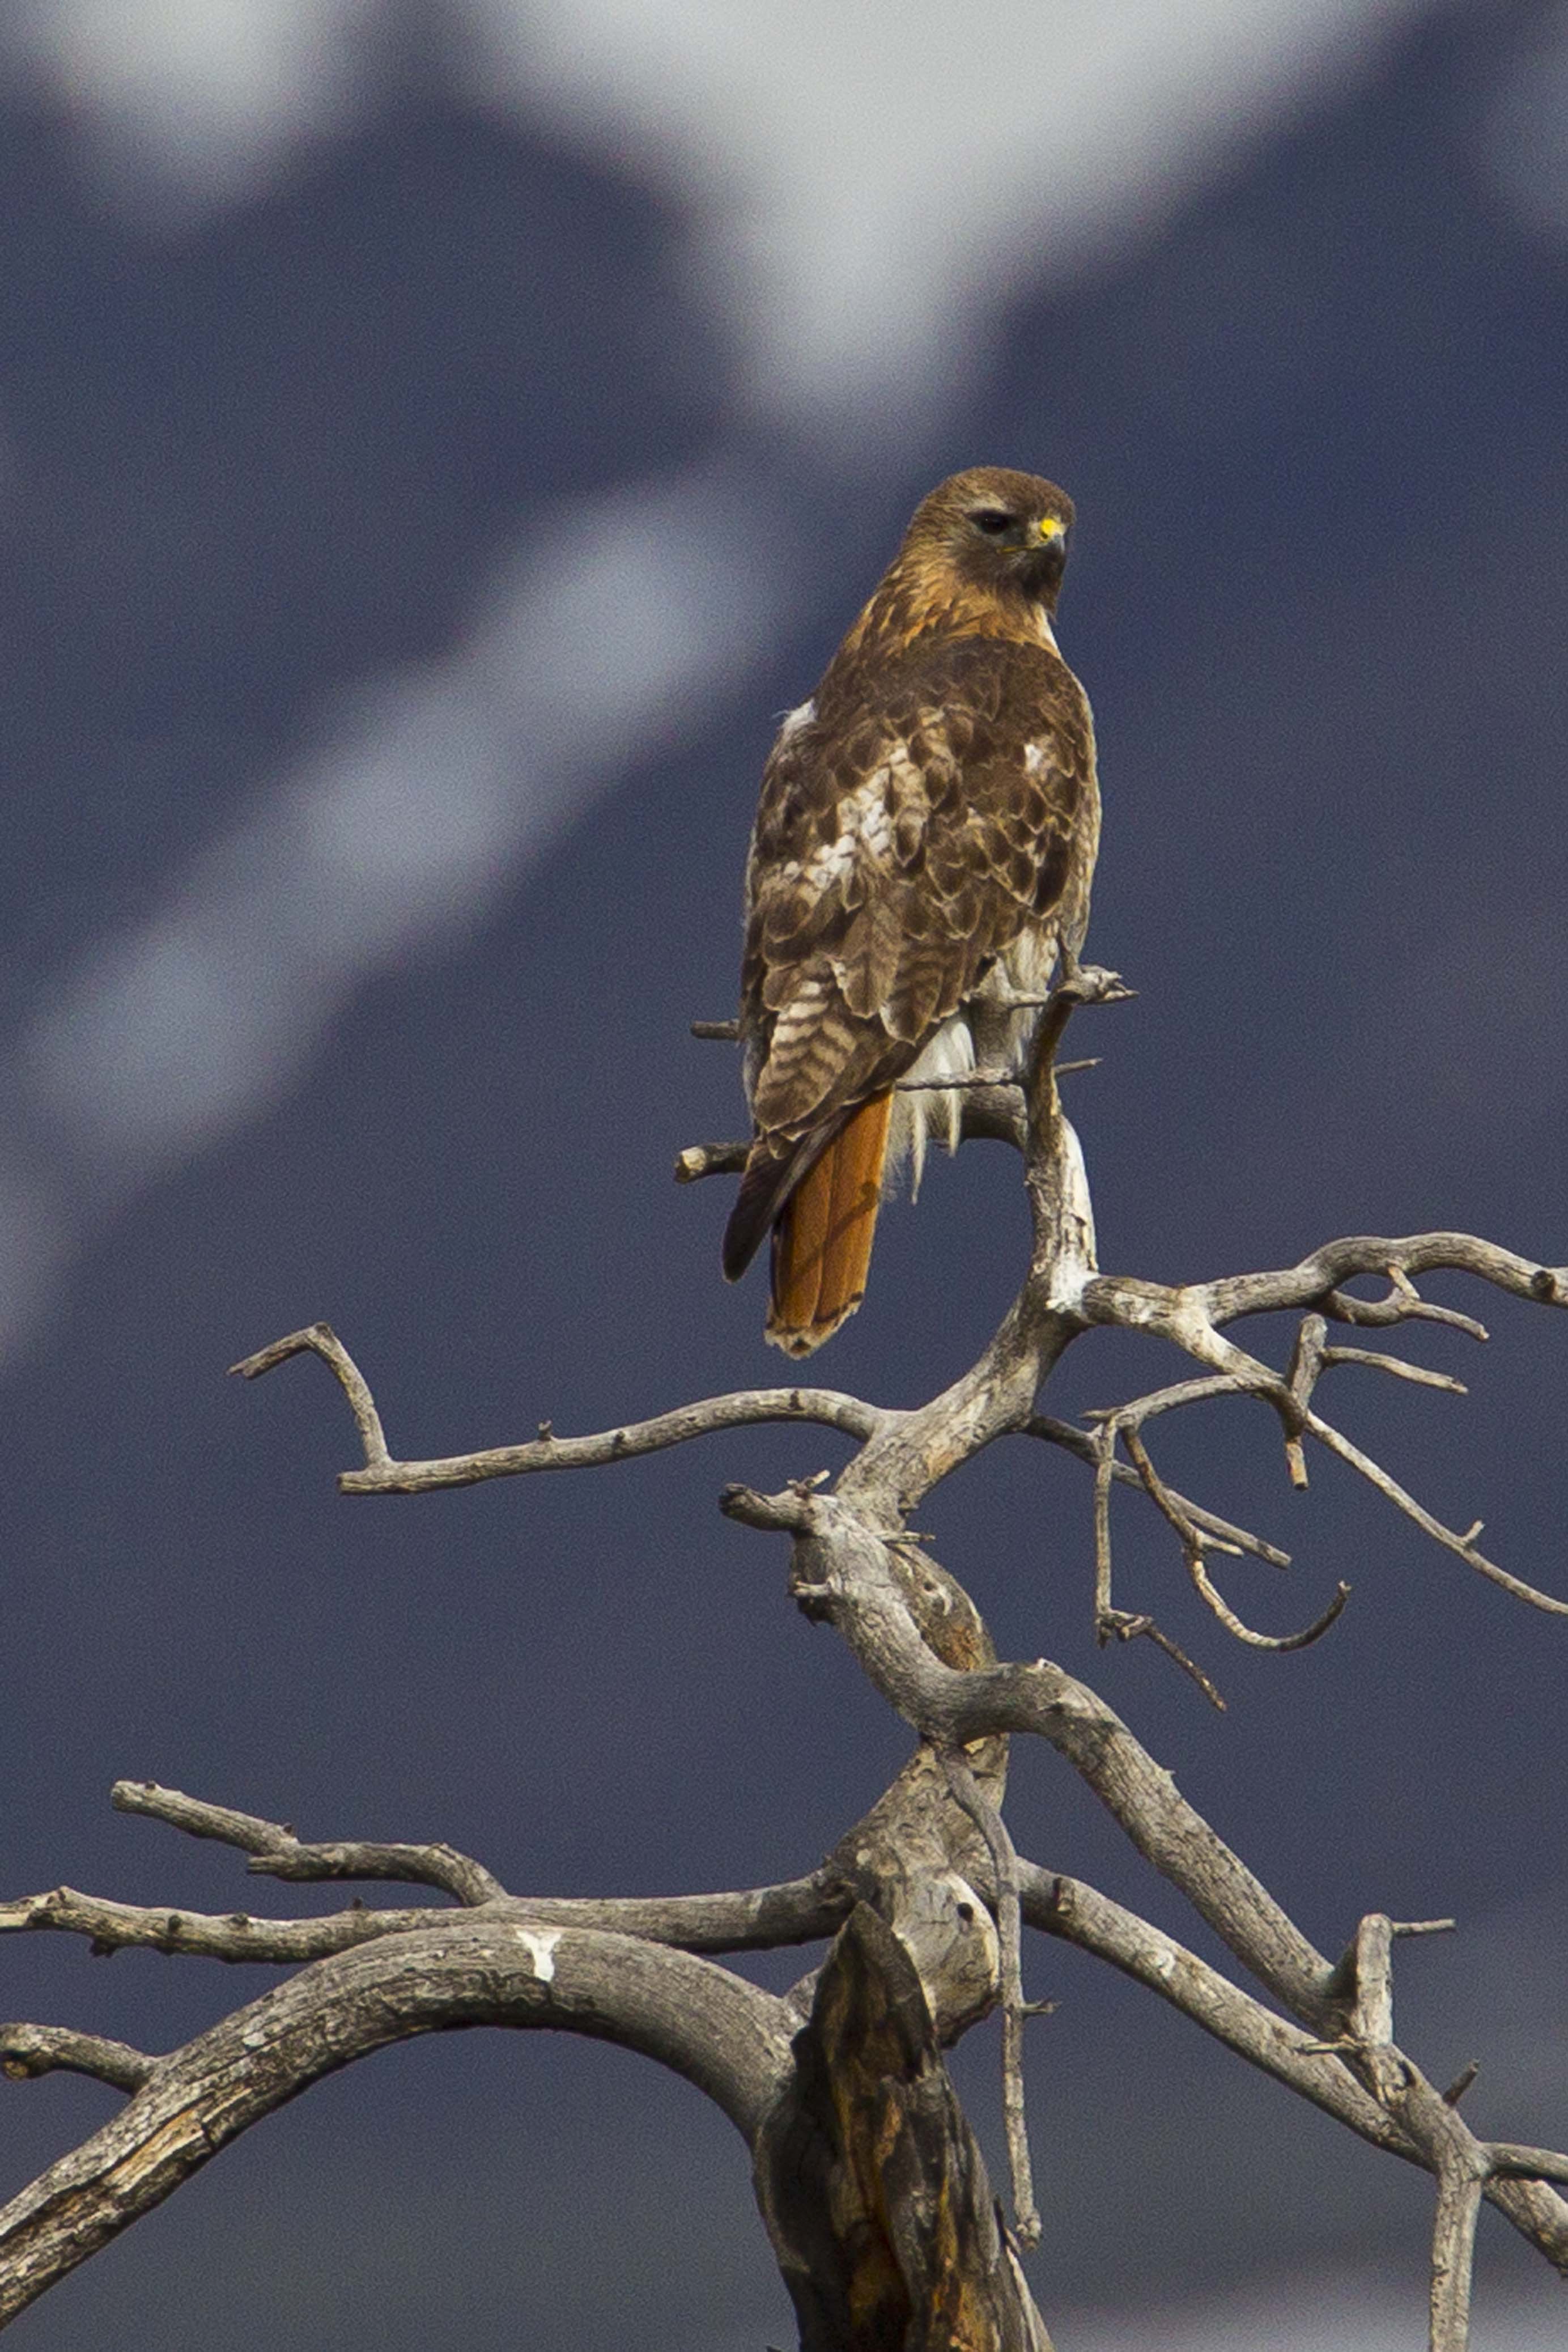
[731,636,1091,1190]
[723,465,1100,1352]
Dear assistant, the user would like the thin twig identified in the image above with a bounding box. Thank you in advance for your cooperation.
[230,1331,887,1495]
[1097,1607,1227,1711]
[1321,1345,1467,1395]
[1187,1550,1350,1652]
[1020,1415,1290,1566]
[230,1323,390,1466]
[1077,1253,1568,1618]
[112,1782,507,1904]
[1090,1425,1227,1703]
[1324,1281,1489,1340]
[1091,1421,1115,1631]
[1121,1399,1354,1650]
[941,1750,1040,2249]
[1303,1409,1568,1616]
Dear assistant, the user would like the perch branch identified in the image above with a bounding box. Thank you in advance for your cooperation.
[675,1140,749,1181]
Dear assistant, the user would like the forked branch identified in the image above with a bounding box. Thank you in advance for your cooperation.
[4,980,1564,2347]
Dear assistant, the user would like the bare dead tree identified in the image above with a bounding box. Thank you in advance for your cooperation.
[2,969,1566,2350]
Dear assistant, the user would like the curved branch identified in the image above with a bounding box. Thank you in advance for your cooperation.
[1076,1248,1568,1620]
[0,1919,792,2325]
[1021,1413,1290,1567]
[1128,1233,1567,1330]
[230,1324,886,1494]
[1119,1426,1348,1651]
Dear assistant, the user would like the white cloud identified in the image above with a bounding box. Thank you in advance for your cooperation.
[3,0,380,194]
[0,0,1484,1345]
[1477,2,1568,242]
[471,0,1459,421]
[9,2,1469,410]
[18,460,787,1210]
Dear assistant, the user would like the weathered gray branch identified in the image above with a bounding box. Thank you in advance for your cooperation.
[3,1781,851,1968]
[1021,1411,1291,1566]
[5,974,1565,2346]
[0,1920,792,2324]
[941,1748,1039,2248]
[0,2026,155,2095]
[112,1778,507,1901]
[231,1324,885,1493]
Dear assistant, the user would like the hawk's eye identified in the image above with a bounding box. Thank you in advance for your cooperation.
[969,508,1014,537]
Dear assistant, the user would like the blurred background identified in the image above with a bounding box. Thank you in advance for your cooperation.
[0,1,1565,2343]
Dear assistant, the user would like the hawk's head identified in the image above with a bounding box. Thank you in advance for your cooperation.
[906,465,1076,618]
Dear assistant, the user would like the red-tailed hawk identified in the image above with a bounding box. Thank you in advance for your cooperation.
[722,466,1100,1356]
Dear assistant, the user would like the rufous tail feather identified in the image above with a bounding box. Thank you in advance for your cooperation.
[766,1092,893,1356]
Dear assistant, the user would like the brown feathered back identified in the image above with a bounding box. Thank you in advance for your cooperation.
[724,468,1100,1353]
